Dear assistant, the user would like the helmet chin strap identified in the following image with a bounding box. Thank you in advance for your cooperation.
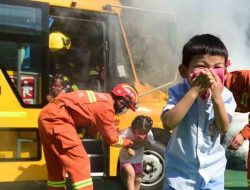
[114,99,128,115]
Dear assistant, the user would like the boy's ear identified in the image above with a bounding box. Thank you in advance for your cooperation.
[178,64,188,78]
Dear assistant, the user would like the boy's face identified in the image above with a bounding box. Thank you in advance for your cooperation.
[179,54,226,84]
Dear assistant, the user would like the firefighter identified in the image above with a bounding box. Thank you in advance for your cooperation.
[226,70,250,187]
[49,31,71,52]
[49,31,82,91]
[38,83,138,190]
[49,31,103,91]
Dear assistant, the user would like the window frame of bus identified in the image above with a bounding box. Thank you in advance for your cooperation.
[0,0,49,108]
[49,6,109,92]
[0,128,41,162]
[107,14,134,90]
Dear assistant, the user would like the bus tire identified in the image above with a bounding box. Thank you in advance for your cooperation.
[141,141,165,190]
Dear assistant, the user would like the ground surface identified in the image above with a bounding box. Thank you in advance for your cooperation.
[0,169,248,190]
[94,169,249,189]
[225,169,248,190]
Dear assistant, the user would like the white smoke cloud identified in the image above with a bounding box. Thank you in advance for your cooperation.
[122,0,250,71]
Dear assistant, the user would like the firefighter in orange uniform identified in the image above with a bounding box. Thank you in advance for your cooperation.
[226,70,250,186]
[38,83,138,190]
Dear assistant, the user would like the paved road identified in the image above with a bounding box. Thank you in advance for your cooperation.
[92,169,249,190]
[92,177,125,190]
[0,169,247,190]
[95,169,249,190]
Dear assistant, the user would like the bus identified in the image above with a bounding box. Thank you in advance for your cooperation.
[0,0,177,189]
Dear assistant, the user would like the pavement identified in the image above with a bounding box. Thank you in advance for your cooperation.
[92,169,249,190]
[0,169,247,190]
[92,177,126,190]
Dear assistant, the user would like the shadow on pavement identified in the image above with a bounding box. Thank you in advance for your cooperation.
[93,177,126,190]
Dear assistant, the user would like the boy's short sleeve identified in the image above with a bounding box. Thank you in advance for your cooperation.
[224,89,237,123]
[162,87,179,113]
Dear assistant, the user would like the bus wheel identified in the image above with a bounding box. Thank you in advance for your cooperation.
[141,142,165,190]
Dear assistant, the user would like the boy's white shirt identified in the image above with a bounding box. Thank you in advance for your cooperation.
[162,79,236,190]
[119,128,155,163]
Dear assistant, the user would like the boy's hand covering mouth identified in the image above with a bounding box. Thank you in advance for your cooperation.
[190,68,225,100]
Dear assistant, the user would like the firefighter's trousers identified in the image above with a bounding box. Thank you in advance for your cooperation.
[38,103,93,190]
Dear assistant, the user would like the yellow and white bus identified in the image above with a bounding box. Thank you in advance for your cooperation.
[0,0,176,189]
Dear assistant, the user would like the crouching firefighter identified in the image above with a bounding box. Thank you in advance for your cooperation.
[226,70,250,187]
[38,83,138,190]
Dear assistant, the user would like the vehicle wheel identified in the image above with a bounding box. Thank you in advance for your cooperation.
[141,141,165,190]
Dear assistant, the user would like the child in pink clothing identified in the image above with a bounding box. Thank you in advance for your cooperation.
[119,115,155,190]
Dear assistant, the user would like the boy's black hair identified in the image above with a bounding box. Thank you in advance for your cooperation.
[131,115,153,133]
[182,34,228,67]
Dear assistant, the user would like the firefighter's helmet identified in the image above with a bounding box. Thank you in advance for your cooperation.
[111,83,138,111]
[49,31,71,51]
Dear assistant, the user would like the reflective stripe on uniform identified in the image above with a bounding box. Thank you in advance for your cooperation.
[96,132,102,140]
[72,178,93,190]
[47,180,66,188]
[86,91,96,103]
[63,76,69,81]
[89,70,99,75]
[248,179,250,187]
[113,136,123,147]
[72,84,79,91]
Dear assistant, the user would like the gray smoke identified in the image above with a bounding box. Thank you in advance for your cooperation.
[121,0,250,169]
[121,0,250,73]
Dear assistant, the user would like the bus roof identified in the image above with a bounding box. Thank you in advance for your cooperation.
[32,0,121,14]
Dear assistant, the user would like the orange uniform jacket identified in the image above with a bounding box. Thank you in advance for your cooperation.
[41,90,132,148]
[226,70,250,113]
[38,90,132,190]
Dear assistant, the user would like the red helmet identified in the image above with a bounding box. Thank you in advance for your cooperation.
[111,83,138,111]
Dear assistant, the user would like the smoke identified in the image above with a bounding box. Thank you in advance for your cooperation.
[121,0,250,73]
[121,0,250,169]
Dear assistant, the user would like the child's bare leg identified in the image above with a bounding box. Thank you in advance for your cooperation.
[121,164,136,190]
[134,174,142,190]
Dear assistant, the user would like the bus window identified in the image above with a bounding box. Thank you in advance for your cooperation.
[0,128,41,161]
[121,9,179,88]
[0,3,42,35]
[108,15,134,86]
[0,1,48,106]
[0,41,42,105]
[48,9,106,92]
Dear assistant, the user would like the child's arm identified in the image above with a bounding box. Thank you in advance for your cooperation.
[127,147,135,157]
[228,123,250,150]
[228,133,245,150]
[162,84,202,131]
[209,68,230,134]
